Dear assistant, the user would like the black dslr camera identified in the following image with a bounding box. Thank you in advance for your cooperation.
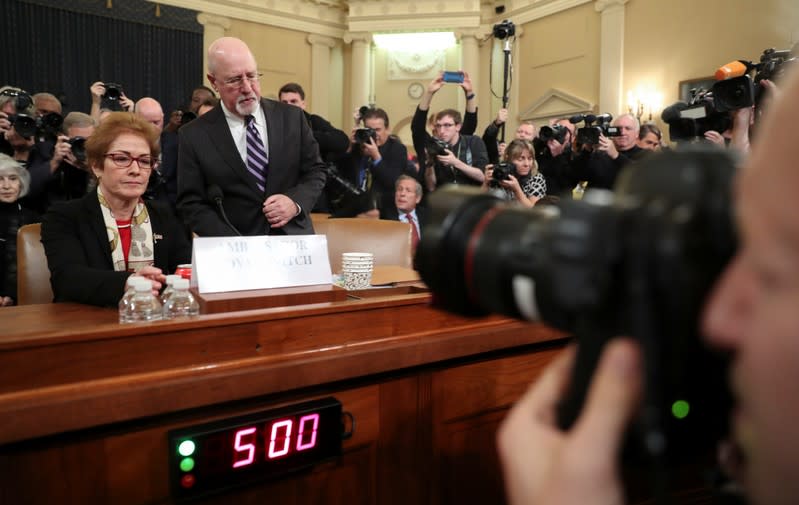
[538,124,569,144]
[354,127,377,145]
[492,19,516,39]
[489,161,516,190]
[68,136,87,163]
[426,137,451,157]
[103,83,124,101]
[416,148,735,476]
[8,112,63,140]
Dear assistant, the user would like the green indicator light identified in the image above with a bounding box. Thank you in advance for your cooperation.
[180,457,195,472]
[178,440,196,457]
[672,400,690,419]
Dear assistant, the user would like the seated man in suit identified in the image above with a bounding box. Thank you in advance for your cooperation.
[380,175,423,251]
[177,37,326,236]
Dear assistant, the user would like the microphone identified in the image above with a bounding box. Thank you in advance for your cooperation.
[661,101,689,123]
[714,60,753,81]
[207,184,242,236]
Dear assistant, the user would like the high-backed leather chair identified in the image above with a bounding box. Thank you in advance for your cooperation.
[16,223,53,305]
[314,218,413,273]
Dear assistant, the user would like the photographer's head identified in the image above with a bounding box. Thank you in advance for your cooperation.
[361,108,390,146]
[611,113,639,151]
[207,37,261,119]
[503,139,536,177]
[434,109,462,145]
[189,86,215,114]
[701,68,799,505]
[278,83,306,110]
[637,123,662,151]
[33,92,62,117]
[515,121,537,141]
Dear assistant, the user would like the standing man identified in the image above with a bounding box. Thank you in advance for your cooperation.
[177,37,326,236]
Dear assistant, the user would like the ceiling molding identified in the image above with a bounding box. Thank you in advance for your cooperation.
[520,88,594,121]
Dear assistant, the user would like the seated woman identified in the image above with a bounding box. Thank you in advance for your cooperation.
[0,154,39,306]
[41,112,191,307]
[483,139,546,208]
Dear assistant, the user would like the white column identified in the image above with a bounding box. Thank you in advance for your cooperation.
[306,34,338,118]
[595,0,629,116]
[459,31,480,104]
[196,13,231,87]
[343,32,372,118]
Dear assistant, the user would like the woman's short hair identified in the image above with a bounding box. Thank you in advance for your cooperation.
[0,153,31,198]
[639,123,662,141]
[85,112,160,170]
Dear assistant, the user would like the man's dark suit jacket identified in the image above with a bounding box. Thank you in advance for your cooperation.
[339,136,409,213]
[177,99,326,236]
[41,190,192,307]
[380,205,427,234]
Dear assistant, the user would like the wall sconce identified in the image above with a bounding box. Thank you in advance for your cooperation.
[627,89,663,123]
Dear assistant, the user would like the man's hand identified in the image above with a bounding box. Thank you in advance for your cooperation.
[119,94,134,112]
[90,81,105,104]
[548,138,566,157]
[436,148,459,168]
[495,108,509,126]
[498,142,507,159]
[460,70,474,95]
[0,112,11,136]
[704,130,726,147]
[50,135,74,172]
[497,339,642,505]
[0,296,14,307]
[362,137,381,162]
[597,134,619,159]
[263,194,299,228]
[426,72,446,96]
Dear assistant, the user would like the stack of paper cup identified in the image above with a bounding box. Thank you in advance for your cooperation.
[342,252,374,290]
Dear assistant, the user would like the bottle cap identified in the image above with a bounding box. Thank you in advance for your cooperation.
[174,278,190,290]
[135,282,152,292]
[165,274,181,285]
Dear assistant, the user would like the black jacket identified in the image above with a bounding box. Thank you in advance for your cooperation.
[41,190,192,307]
[0,202,39,302]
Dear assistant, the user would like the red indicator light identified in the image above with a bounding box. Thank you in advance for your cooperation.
[297,413,319,451]
[180,474,196,489]
[267,419,293,459]
[232,427,256,468]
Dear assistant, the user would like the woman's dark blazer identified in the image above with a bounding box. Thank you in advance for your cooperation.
[41,189,192,307]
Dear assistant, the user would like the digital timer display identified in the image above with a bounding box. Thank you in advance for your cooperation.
[168,397,343,500]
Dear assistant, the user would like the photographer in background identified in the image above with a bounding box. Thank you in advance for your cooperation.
[47,111,96,208]
[482,139,545,207]
[636,123,663,151]
[339,107,408,216]
[0,86,55,212]
[536,118,578,196]
[482,107,537,165]
[497,67,799,505]
[423,107,488,192]
[411,70,479,183]
[571,113,644,190]
[89,81,133,124]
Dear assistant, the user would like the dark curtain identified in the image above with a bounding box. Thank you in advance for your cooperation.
[1,0,202,115]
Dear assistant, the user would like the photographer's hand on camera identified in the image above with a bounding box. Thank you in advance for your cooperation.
[497,340,642,505]
[597,133,619,159]
[50,135,73,173]
[0,112,10,137]
[119,94,134,113]
[361,136,381,164]
[704,130,726,147]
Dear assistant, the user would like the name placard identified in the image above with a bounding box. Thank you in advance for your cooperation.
[191,235,332,293]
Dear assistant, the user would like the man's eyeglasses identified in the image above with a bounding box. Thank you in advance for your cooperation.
[434,122,456,129]
[105,153,156,170]
[220,73,263,88]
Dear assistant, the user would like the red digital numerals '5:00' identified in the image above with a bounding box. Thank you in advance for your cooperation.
[232,413,319,468]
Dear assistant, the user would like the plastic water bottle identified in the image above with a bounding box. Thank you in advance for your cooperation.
[128,282,163,322]
[119,276,148,323]
[162,278,200,319]
[160,274,182,305]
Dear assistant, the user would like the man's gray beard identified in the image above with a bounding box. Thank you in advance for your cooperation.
[236,98,258,116]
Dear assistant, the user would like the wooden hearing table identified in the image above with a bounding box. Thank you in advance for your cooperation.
[0,285,698,504]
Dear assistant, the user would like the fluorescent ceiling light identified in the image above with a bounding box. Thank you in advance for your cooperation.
[373,32,456,52]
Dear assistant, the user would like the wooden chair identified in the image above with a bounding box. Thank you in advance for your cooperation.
[16,223,53,305]
[313,217,413,273]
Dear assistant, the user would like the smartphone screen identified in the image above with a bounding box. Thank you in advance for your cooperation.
[442,71,464,84]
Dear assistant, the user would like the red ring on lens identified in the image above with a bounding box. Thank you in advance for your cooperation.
[463,206,503,307]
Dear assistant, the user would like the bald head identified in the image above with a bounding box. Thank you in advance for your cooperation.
[135,97,164,132]
[206,37,261,118]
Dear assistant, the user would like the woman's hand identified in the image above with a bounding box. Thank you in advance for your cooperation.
[134,266,165,296]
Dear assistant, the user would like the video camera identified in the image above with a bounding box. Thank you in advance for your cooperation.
[713,47,796,112]
[7,112,63,140]
[661,90,733,142]
[570,113,621,145]
[416,148,736,473]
